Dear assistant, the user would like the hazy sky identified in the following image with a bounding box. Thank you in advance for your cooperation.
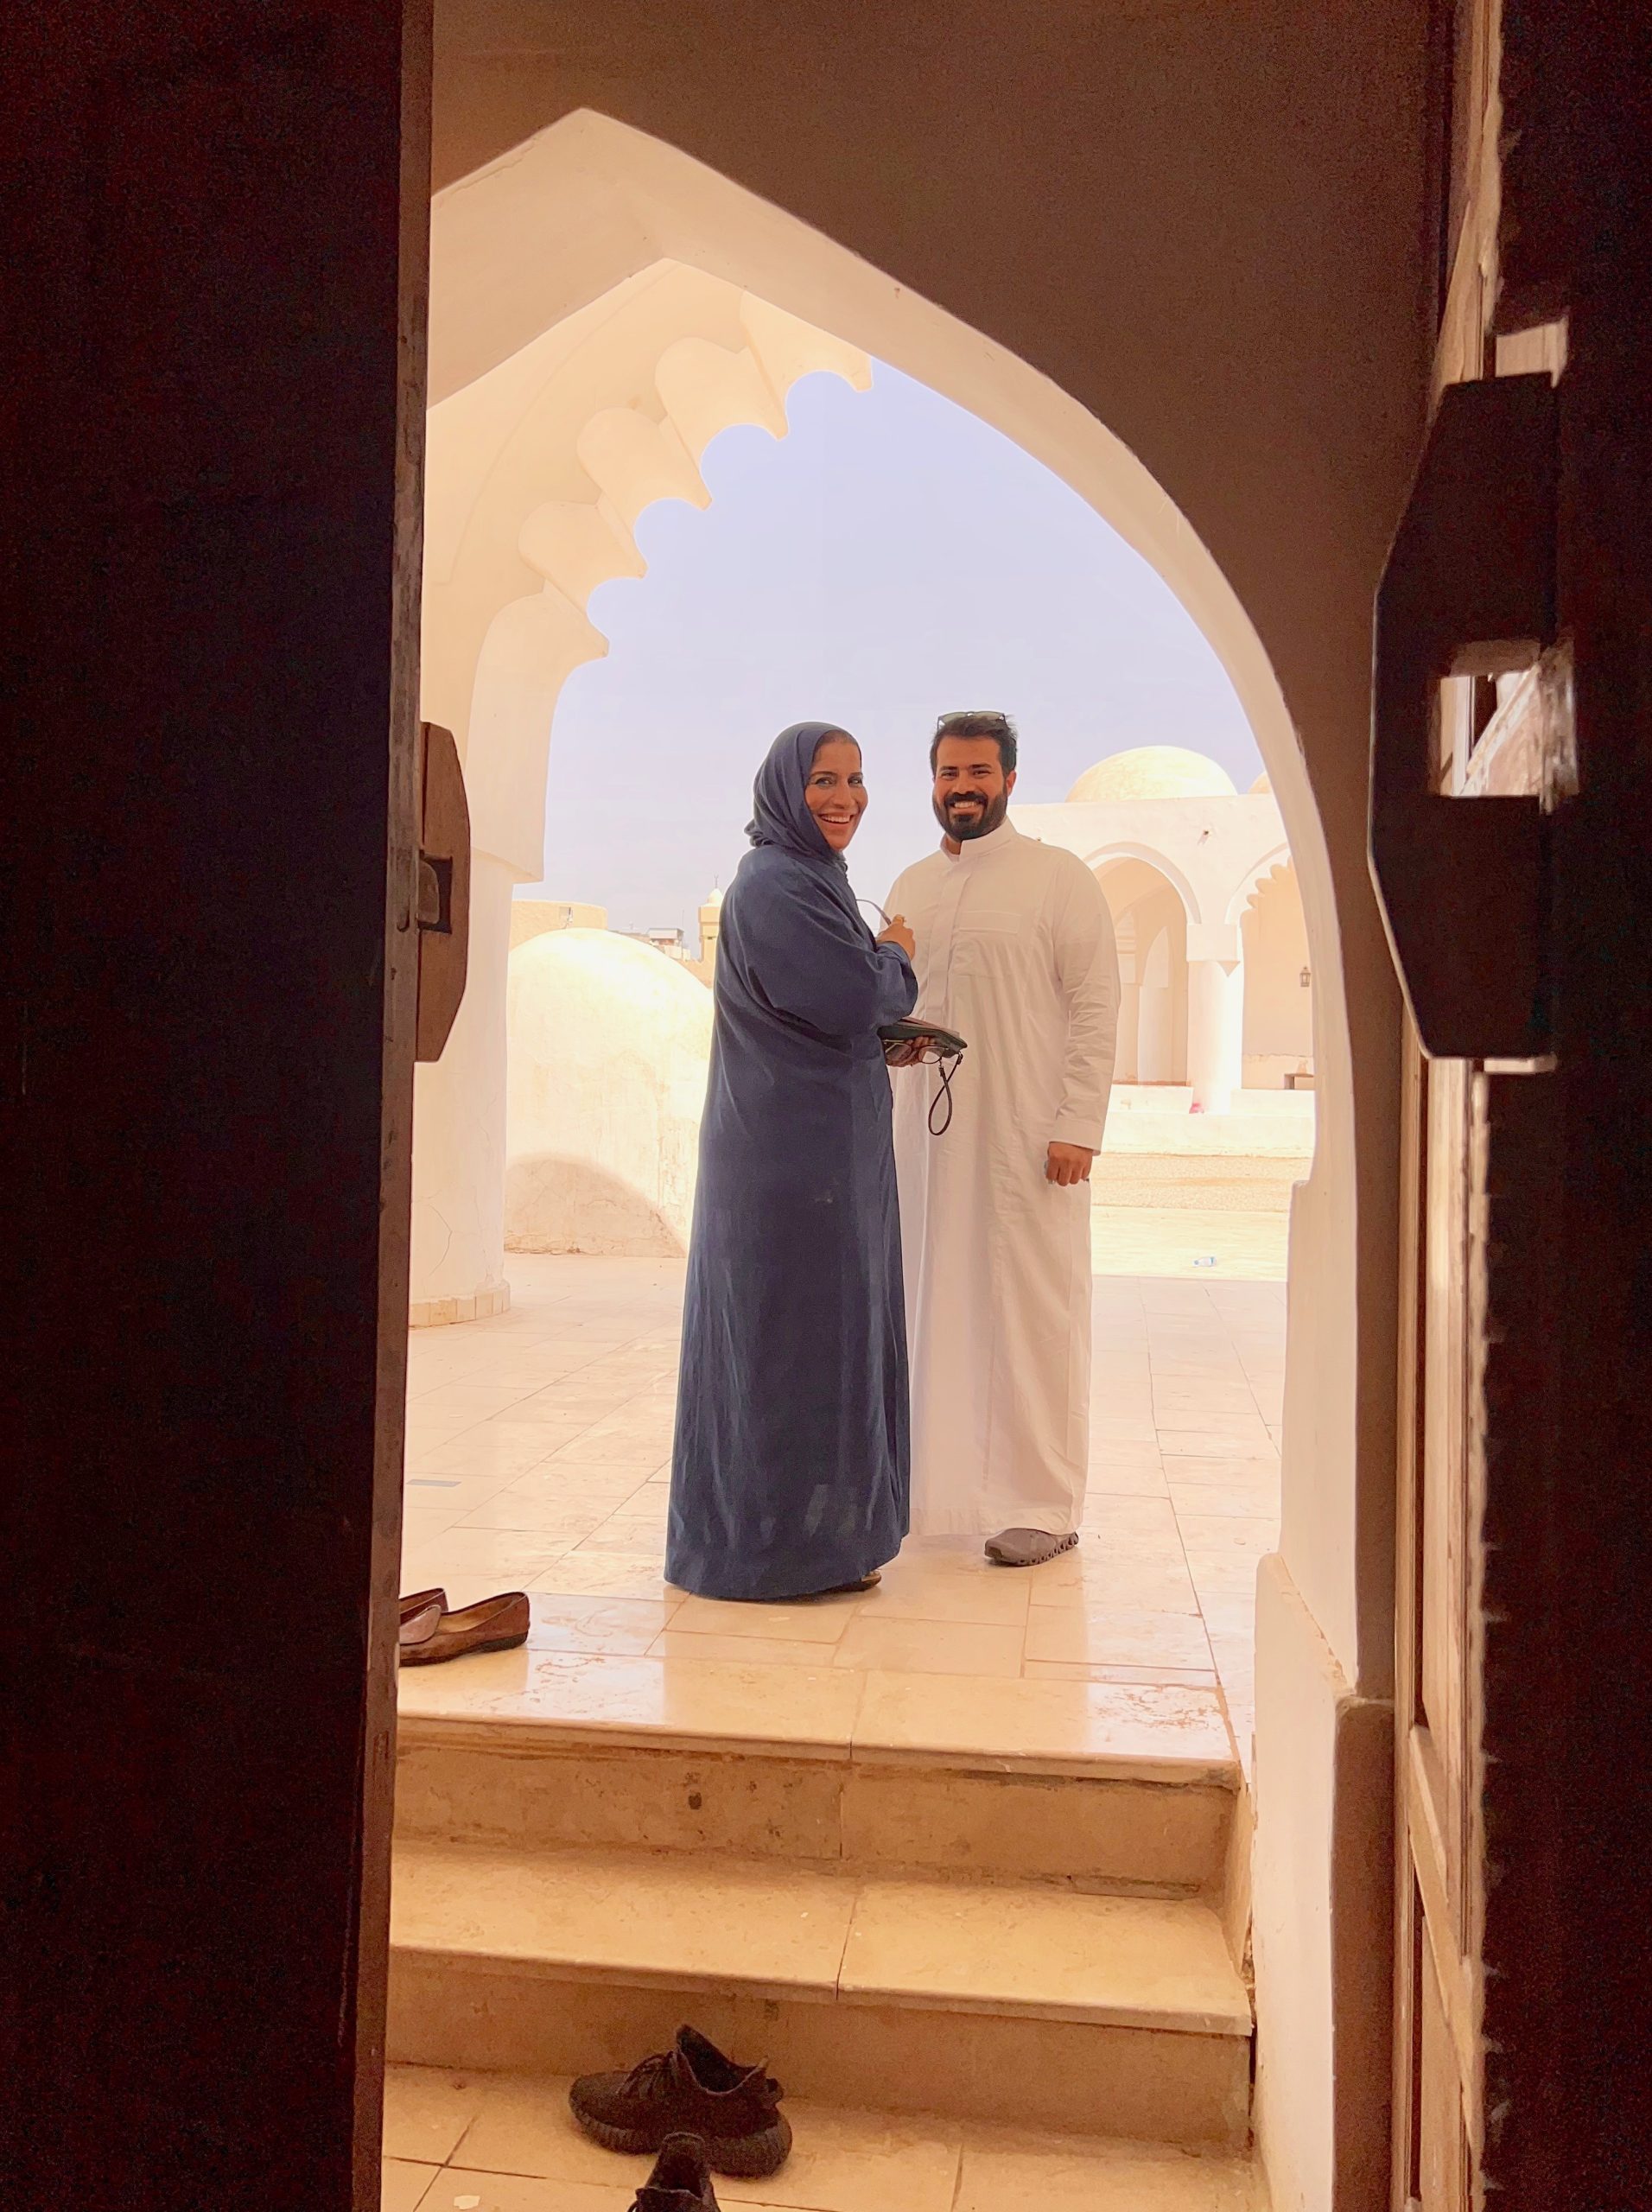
[521,362,1262,935]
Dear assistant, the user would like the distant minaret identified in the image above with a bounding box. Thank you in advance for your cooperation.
[693,884,724,985]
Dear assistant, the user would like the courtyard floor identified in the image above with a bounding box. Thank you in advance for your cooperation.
[398,1218,1283,1775]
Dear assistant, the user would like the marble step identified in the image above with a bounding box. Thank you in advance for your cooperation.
[384,2061,1263,2210]
[387,1840,1252,2145]
[396,1654,1238,1898]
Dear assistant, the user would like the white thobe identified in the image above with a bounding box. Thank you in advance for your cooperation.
[889,822,1119,1536]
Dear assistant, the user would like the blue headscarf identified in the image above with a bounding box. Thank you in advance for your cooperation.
[747,721,854,861]
[745,720,868,931]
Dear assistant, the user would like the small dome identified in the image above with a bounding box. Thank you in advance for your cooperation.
[1065,747,1238,804]
[1249,772,1272,795]
[702,885,724,908]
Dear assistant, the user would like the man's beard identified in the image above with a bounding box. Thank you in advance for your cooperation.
[934,789,1009,842]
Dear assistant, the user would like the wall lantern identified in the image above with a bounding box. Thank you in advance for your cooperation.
[1299,966,1312,988]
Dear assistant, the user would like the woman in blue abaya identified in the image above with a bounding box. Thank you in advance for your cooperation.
[667,721,918,1602]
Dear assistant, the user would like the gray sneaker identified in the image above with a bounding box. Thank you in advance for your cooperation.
[985,1528,1080,1567]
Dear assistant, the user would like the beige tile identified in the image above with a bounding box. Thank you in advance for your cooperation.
[396,1732,846,1859]
[401,1509,463,1548]
[670,1594,856,1644]
[382,2159,440,2212]
[411,1382,538,1418]
[529,1554,680,1601]
[457,1497,616,1535]
[454,2080,959,2212]
[397,1649,865,1758]
[416,2175,633,2211]
[832,1617,1026,1678]
[1158,1428,1278,1463]
[1024,1605,1213,1672]
[1089,1416,1160,1444]
[447,2074,646,2185]
[852,1669,1234,1780]
[407,1529,585,1578]
[524,1595,678,1656]
[1170,1478,1280,1521]
[391,1840,855,2004]
[1076,1497,1184,1542]
[720,2101,962,2212]
[1085,1459,1172,1498]
[841,1880,1247,2032]
[383,2065,487,2164]
[412,1430,566,1480]
[1161,1453,1277,1486]
[857,1556,1032,1626]
[840,1764,1230,1891]
[1183,1549,1261,1597]
[955,2131,1261,2210]
[404,1471,521,1510]
[1062,1565,1202,1616]
[649,1630,836,1668]
[1023,1659,1218,1688]
[493,1395,607,1427]
[1177,1515,1278,1555]
[571,1517,673,1553]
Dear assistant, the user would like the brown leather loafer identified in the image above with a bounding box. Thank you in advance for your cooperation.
[398,1590,531,1666]
[398,1595,444,1655]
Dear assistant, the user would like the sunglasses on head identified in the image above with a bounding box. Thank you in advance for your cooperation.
[933,711,1011,735]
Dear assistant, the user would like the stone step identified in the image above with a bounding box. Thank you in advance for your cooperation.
[396,1656,1239,1899]
[384,2060,1263,2209]
[387,1841,1253,2145]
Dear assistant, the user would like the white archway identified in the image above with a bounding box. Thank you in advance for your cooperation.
[1094,855,1193,1090]
[420,110,1378,2192]
[423,109,1357,1414]
[412,261,871,1321]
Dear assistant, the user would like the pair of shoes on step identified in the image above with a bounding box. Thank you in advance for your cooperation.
[397,1586,529,1665]
[569,2024,791,2209]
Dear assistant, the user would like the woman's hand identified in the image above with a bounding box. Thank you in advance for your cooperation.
[878,913,916,959]
[883,1038,926,1068]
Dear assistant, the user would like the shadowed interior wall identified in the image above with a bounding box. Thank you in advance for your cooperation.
[2,5,429,2206]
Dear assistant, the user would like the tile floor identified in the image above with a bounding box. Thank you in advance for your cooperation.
[1089,1203,1287,1281]
[381,2063,1262,2210]
[399,1240,1281,1771]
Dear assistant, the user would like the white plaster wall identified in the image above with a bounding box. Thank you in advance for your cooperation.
[410,853,515,1324]
[1253,1555,1393,2212]
[505,930,713,1256]
[1243,865,1313,1069]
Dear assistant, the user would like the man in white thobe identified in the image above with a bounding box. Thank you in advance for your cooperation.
[888,711,1119,1565]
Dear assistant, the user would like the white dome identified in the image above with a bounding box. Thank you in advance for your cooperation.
[1066,747,1238,804]
[505,931,713,1258]
[1249,771,1273,795]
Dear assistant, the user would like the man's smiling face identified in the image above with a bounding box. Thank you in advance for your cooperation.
[931,733,1016,844]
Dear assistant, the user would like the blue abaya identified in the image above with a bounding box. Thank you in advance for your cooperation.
[667,722,918,1601]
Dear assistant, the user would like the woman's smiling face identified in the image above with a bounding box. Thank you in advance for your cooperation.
[804,735,868,851]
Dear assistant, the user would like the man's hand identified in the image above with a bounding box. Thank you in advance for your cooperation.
[1045,1141,1096,1187]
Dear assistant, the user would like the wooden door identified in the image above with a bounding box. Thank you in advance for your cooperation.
[1381,3,1652,2204]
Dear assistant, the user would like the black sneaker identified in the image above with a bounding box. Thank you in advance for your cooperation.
[570,2025,791,2177]
[632,2132,720,2210]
